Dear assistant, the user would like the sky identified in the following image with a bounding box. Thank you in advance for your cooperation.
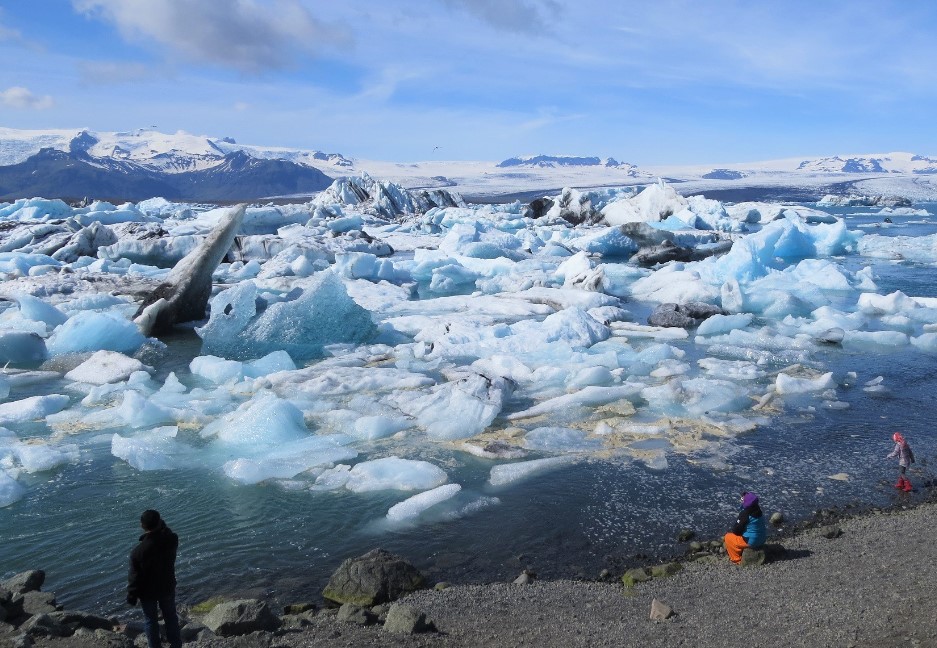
[1,0,936,165]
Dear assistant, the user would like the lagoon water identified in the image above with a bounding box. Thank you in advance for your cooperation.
[2,205,936,615]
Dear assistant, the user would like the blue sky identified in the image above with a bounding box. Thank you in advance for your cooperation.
[1,0,936,165]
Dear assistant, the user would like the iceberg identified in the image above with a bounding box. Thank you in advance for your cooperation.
[197,272,375,361]
[47,312,147,356]
[386,483,462,522]
[64,351,147,385]
[488,456,575,487]
[0,469,25,508]
[344,456,448,493]
[775,372,835,395]
[0,394,70,425]
[0,332,48,365]
[112,427,181,471]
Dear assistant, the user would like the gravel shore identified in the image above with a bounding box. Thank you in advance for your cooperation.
[246,499,937,647]
[12,498,936,648]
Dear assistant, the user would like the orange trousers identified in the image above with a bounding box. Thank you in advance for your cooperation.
[724,532,748,564]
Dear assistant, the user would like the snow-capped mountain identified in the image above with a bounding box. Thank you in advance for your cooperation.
[794,152,937,174]
[496,154,648,177]
[0,127,343,202]
[0,127,352,173]
[2,126,937,203]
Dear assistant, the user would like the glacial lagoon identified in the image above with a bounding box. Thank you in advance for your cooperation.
[2,187,936,613]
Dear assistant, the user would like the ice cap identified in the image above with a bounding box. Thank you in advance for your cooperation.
[742,492,759,508]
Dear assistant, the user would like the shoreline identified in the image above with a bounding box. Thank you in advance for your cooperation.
[5,482,934,647]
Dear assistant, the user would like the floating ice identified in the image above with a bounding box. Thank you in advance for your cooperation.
[65,351,147,385]
[201,393,309,445]
[697,358,766,381]
[344,456,448,493]
[0,332,48,365]
[84,390,177,430]
[47,312,147,356]
[386,483,462,522]
[352,415,413,441]
[775,372,835,395]
[508,385,642,421]
[394,373,510,440]
[488,456,575,487]
[523,427,603,453]
[696,313,753,336]
[12,440,80,473]
[197,272,375,361]
[0,469,25,508]
[16,295,68,328]
[222,440,356,485]
[0,394,70,425]
[112,427,180,471]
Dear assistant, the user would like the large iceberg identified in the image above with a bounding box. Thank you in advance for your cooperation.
[197,271,376,361]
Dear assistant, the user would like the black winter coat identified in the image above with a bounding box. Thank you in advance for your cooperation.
[128,521,178,599]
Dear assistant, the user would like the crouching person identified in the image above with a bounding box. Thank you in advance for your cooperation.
[724,491,766,564]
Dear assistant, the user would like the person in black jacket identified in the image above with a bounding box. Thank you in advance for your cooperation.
[128,510,182,648]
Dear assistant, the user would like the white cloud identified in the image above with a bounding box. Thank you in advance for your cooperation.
[71,0,350,72]
[0,87,54,110]
[440,0,561,33]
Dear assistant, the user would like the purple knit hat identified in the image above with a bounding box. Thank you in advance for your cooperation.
[742,492,759,508]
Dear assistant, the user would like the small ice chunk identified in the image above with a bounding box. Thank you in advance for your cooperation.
[13,441,80,472]
[351,416,413,441]
[0,394,70,425]
[775,372,835,395]
[696,313,753,336]
[507,385,642,421]
[190,355,245,384]
[386,483,462,522]
[488,456,574,487]
[64,351,147,385]
[311,464,351,491]
[202,394,309,445]
[16,295,68,327]
[222,442,356,485]
[911,333,937,352]
[0,469,25,508]
[395,373,509,440]
[47,312,147,356]
[111,427,179,471]
[0,332,48,365]
[566,366,614,388]
[523,427,603,453]
[345,456,448,492]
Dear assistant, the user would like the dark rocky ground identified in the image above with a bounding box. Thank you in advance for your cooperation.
[5,491,937,648]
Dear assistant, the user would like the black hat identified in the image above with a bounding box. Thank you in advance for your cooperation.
[140,509,161,531]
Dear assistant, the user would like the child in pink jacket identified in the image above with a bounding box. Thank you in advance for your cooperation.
[887,432,915,492]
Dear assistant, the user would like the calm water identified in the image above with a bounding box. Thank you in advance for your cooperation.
[2,204,936,615]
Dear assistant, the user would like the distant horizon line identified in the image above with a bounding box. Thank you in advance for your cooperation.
[0,125,932,169]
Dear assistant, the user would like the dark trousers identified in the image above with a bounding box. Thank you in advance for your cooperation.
[140,593,182,648]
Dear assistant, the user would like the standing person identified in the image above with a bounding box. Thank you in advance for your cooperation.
[723,491,766,564]
[887,432,915,492]
[128,510,182,648]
